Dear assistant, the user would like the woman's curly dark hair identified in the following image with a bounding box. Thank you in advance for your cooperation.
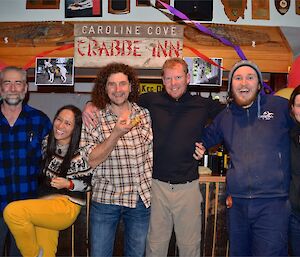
[91,63,140,109]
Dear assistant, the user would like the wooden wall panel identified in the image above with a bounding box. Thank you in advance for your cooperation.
[0,22,293,75]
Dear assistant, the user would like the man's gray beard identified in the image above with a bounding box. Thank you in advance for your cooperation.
[3,95,24,106]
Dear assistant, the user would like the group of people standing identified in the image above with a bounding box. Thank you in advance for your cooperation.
[0,56,300,257]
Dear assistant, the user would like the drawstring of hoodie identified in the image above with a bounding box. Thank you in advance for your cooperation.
[257,93,261,118]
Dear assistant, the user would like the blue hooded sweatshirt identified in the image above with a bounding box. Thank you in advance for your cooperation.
[202,94,294,198]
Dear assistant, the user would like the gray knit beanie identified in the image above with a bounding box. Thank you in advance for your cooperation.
[228,60,263,94]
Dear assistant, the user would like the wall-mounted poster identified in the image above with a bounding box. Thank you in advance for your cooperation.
[26,0,60,9]
[185,57,223,87]
[35,57,74,86]
[65,0,102,18]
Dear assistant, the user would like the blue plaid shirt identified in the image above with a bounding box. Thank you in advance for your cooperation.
[0,103,52,213]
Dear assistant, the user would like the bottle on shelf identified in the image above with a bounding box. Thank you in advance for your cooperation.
[217,145,225,176]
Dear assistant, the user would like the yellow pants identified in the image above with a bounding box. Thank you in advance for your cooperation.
[3,196,81,257]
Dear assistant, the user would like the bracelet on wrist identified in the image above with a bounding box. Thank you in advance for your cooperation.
[68,179,74,190]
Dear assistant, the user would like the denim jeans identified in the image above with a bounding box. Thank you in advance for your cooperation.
[90,196,150,257]
[228,197,289,256]
[0,216,21,257]
[289,211,300,256]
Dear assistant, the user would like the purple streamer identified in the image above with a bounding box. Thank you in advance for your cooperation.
[156,0,274,94]
[158,0,247,60]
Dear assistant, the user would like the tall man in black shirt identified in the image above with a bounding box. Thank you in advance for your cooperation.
[83,58,223,256]
[140,58,222,257]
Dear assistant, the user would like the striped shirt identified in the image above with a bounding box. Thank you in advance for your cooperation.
[81,103,153,208]
[0,104,52,212]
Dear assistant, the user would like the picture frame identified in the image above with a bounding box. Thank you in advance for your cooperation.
[26,0,60,9]
[136,0,151,6]
[108,0,130,14]
[185,57,223,87]
[65,0,102,18]
[35,57,74,86]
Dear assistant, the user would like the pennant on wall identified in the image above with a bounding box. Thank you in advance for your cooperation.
[65,0,102,18]
[220,0,247,22]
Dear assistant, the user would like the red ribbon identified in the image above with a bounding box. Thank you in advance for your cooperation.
[184,44,226,70]
[22,43,74,70]
[0,43,74,71]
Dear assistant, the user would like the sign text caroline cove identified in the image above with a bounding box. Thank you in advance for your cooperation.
[74,23,184,68]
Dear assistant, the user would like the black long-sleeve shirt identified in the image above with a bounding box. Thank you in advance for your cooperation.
[139,91,223,184]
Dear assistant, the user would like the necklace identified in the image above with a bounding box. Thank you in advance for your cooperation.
[56,144,69,156]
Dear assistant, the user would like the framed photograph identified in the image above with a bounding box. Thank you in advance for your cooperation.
[65,0,102,18]
[185,57,223,87]
[26,0,60,9]
[35,57,74,86]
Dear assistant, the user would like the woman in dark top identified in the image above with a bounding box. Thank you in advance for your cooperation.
[289,85,300,256]
[4,105,91,257]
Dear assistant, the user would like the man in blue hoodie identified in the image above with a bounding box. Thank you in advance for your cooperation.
[194,60,294,256]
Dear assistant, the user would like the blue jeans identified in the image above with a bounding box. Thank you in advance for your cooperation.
[289,211,300,256]
[0,216,21,256]
[228,197,289,256]
[90,197,150,257]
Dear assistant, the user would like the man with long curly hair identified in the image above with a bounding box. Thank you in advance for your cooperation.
[81,62,153,257]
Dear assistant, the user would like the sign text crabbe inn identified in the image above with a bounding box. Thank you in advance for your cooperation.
[74,23,184,68]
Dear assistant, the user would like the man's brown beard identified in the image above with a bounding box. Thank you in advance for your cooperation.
[232,91,258,108]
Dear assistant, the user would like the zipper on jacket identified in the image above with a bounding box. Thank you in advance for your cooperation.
[246,108,252,198]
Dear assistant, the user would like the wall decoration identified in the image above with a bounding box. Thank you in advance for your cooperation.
[185,57,223,87]
[0,22,73,47]
[35,57,74,86]
[296,0,300,14]
[220,0,247,22]
[26,0,60,9]
[155,0,170,9]
[275,0,290,15]
[184,25,270,46]
[74,23,184,68]
[136,0,151,6]
[108,0,130,14]
[252,0,270,20]
[65,0,102,18]
[174,0,213,21]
